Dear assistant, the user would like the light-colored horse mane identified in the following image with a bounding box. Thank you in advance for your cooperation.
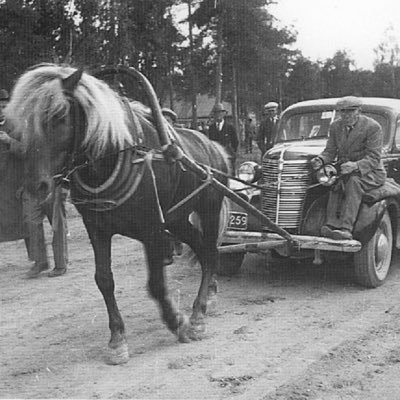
[5,63,137,158]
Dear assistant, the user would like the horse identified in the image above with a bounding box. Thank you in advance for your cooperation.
[5,64,232,364]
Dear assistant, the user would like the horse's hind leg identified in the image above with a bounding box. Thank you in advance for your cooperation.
[190,210,220,326]
[85,225,129,364]
[169,213,219,330]
[143,232,192,343]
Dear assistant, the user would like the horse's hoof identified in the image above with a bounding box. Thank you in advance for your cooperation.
[189,317,206,339]
[107,343,130,365]
[177,314,191,343]
[206,294,218,314]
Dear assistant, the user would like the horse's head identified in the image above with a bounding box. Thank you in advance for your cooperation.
[5,64,134,203]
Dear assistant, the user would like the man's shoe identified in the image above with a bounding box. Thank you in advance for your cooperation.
[48,267,67,277]
[320,225,334,238]
[331,229,353,240]
[26,262,49,278]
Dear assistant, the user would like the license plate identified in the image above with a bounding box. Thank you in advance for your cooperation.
[228,212,248,230]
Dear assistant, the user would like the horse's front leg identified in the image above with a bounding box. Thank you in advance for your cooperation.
[85,224,129,364]
[143,232,192,343]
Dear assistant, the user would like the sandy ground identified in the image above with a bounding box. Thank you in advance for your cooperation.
[1,204,400,400]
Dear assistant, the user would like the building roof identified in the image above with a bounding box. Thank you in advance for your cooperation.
[171,94,232,120]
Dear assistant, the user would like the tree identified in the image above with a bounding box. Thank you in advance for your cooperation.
[284,56,322,105]
[320,50,354,97]
[191,0,296,117]
[0,0,60,89]
[374,25,400,67]
[373,25,400,97]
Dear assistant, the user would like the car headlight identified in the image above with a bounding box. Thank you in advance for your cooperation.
[315,164,338,186]
[237,161,262,183]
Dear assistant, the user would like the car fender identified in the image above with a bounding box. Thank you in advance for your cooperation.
[300,194,328,236]
[353,200,387,244]
[300,194,388,246]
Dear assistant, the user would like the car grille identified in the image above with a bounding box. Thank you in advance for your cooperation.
[261,158,311,229]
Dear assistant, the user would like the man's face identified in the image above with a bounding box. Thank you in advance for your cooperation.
[0,100,7,123]
[339,108,360,127]
[264,108,277,119]
[214,110,225,122]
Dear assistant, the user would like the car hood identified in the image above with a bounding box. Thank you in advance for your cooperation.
[266,138,328,161]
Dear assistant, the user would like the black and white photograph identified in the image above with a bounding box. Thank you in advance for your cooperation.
[1,1,400,399]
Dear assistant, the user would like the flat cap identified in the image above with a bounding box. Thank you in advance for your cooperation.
[0,89,9,101]
[264,101,278,110]
[336,96,362,110]
[212,103,226,113]
[161,107,177,122]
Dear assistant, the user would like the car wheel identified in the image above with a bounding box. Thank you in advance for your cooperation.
[354,210,392,288]
[217,197,230,245]
[217,252,245,276]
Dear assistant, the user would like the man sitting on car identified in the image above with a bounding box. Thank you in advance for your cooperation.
[311,96,386,240]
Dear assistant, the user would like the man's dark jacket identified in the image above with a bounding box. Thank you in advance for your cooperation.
[208,120,238,155]
[0,120,27,242]
[257,116,279,155]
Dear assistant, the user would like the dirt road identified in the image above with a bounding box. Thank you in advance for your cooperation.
[1,206,400,399]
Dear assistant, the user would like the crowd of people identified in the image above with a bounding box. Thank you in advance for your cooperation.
[163,100,281,165]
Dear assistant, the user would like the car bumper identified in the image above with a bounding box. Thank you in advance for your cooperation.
[219,230,361,254]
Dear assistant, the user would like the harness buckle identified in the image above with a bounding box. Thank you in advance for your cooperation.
[53,174,70,189]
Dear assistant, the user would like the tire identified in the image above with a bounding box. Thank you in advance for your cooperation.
[354,210,393,288]
[217,252,245,276]
[217,197,231,245]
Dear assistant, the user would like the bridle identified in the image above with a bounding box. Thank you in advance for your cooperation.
[52,91,168,212]
[53,92,88,188]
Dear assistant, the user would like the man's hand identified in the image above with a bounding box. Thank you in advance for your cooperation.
[0,131,11,145]
[310,156,323,170]
[340,161,358,174]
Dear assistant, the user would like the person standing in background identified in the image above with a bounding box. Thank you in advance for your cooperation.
[0,89,30,257]
[244,115,256,154]
[208,103,238,168]
[0,89,69,278]
[257,101,279,159]
[161,107,178,127]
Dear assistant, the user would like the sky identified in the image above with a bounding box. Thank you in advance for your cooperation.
[270,0,400,70]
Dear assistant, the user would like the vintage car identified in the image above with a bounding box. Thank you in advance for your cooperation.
[218,97,400,288]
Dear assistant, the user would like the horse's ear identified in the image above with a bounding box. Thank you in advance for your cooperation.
[62,68,84,92]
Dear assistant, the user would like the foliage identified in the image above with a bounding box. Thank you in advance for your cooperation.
[2,0,400,118]
[0,1,55,89]
[284,56,321,105]
[190,0,297,114]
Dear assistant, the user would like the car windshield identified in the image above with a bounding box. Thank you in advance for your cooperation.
[276,110,388,142]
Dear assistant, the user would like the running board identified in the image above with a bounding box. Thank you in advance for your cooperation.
[219,230,361,254]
